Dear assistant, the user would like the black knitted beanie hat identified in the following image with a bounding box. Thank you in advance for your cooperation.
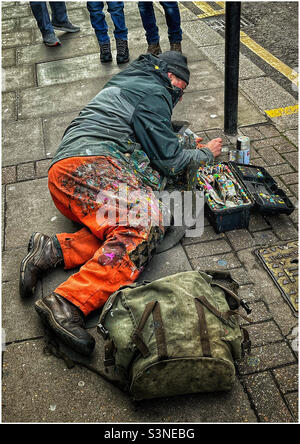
[158,50,190,85]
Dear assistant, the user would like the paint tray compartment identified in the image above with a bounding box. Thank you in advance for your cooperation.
[229,162,295,215]
[196,163,254,233]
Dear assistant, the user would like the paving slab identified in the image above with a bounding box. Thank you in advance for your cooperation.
[2,47,16,68]
[226,229,255,250]
[283,129,298,146]
[273,364,299,394]
[240,77,299,131]
[184,238,232,259]
[238,341,296,375]
[36,55,218,93]
[189,251,242,271]
[2,30,32,49]
[5,178,76,250]
[200,44,265,79]
[42,112,79,158]
[1,17,18,33]
[251,230,279,247]
[244,321,284,347]
[17,34,100,65]
[182,224,225,245]
[2,65,36,91]
[242,371,295,422]
[267,300,298,338]
[17,162,35,181]
[33,29,206,89]
[2,91,16,121]
[139,242,192,281]
[180,17,224,47]
[2,280,43,343]
[2,339,257,423]
[2,246,28,283]
[2,165,16,184]
[1,3,31,20]
[18,78,110,120]
[2,118,44,166]
[173,88,266,132]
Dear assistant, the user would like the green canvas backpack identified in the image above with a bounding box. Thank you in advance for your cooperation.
[97,270,252,401]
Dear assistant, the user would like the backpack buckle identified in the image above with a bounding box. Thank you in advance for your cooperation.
[241,299,252,314]
[97,323,109,339]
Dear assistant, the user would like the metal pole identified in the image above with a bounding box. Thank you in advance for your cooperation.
[224,2,241,135]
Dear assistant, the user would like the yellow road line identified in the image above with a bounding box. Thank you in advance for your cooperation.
[196,10,225,19]
[264,105,298,118]
[189,2,298,86]
[240,31,298,86]
[193,1,224,18]
[194,1,219,15]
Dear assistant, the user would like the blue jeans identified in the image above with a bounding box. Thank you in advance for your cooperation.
[138,2,182,44]
[87,2,128,44]
[29,2,68,36]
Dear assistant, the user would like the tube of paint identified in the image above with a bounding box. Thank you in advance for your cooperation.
[229,150,237,161]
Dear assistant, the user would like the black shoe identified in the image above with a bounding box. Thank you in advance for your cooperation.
[19,232,63,298]
[100,41,112,63]
[35,293,95,356]
[116,39,129,64]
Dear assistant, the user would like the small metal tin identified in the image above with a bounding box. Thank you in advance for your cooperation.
[236,150,244,163]
[243,149,250,165]
[236,136,251,164]
[237,136,250,150]
[229,150,237,161]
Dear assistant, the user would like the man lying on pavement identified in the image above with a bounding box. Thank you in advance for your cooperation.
[20,51,222,356]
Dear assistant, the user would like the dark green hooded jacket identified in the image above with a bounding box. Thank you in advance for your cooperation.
[50,54,214,188]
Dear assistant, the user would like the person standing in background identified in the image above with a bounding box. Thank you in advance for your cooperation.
[138,2,182,55]
[29,2,80,47]
[87,2,129,64]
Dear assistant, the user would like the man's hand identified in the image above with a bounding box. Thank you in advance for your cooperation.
[199,138,222,158]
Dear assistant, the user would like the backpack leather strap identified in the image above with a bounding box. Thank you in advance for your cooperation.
[194,298,212,357]
[131,301,156,358]
[132,301,168,360]
[196,295,234,327]
[152,302,168,360]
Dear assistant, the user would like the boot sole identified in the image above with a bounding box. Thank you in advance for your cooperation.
[19,232,43,298]
[35,299,93,356]
[116,56,129,64]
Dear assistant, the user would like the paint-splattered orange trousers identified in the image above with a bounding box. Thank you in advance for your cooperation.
[48,156,163,316]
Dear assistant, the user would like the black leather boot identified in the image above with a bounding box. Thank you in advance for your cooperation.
[35,293,95,356]
[116,39,129,64]
[19,232,63,298]
[147,42,162,55]
[100,41,112,63]
[170,42,182,52]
